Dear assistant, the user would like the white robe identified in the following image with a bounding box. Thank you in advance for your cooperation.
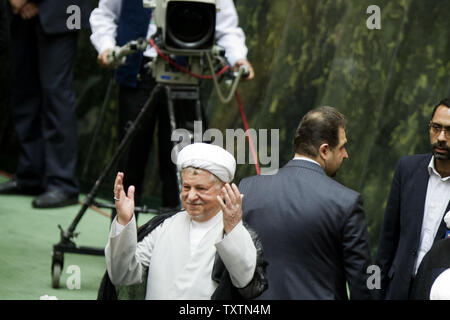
[105,211,257,299]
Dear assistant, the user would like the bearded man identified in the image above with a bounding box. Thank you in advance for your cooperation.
[376,98,450,299]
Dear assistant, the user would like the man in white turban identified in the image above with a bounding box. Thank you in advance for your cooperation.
[102,143,267,300]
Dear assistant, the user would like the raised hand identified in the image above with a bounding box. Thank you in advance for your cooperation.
[217,183,244,234]
[113,172,135,226]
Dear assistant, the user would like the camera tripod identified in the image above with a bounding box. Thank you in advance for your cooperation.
[50,81,205,288]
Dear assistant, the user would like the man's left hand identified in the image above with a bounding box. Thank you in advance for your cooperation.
[217,183,244,234]
[234,59,254,80]
[19,2,39,20]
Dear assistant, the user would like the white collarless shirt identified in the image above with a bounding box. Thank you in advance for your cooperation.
[189,211,222,255]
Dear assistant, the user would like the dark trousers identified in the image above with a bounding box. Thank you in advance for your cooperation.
[117,66,180,209]
[10,16,79,195]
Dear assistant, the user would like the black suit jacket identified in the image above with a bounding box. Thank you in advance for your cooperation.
[239,159,373,300]
[34,0,91,34]
[375,153,450,300]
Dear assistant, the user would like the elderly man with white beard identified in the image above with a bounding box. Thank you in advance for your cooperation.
[100,143,267,300]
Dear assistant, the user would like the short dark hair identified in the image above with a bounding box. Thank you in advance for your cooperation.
[431,98,450,119]
[293,106,347,158]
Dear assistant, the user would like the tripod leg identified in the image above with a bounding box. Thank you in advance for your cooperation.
[81,76,115,178]
[165,85,183,205]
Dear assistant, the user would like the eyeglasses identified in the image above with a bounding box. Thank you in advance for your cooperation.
[429,122,450,139]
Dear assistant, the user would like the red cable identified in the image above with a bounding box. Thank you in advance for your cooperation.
[235,90,261,175]
[148,38,260,175]
[149,38,230,79]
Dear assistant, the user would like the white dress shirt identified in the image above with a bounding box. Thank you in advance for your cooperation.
[413,156,450,275]
[89,0,248,66]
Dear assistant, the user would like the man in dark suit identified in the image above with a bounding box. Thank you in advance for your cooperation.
[239,106,373,300]
[0,0,91,207]
[376,98,450,300]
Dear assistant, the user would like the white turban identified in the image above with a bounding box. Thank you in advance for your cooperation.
[177,143,236,183]
[430,268,450,300]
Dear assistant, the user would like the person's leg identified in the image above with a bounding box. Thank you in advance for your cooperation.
[32,23,79,207]
[6,16,44,193]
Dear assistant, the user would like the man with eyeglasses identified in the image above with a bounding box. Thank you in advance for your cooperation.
[376,98,450,300]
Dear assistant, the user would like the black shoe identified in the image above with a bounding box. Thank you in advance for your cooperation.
[0,180,43,195]
[32,190,79,208]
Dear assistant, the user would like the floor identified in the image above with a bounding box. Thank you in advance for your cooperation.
[0,175,154,300]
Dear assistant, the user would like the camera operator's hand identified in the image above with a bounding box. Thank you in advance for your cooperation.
[234,59,254,80]
[97,49,112,68]
[19,2,38,20]
[9,0,27,14]
[114,172,135,226]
